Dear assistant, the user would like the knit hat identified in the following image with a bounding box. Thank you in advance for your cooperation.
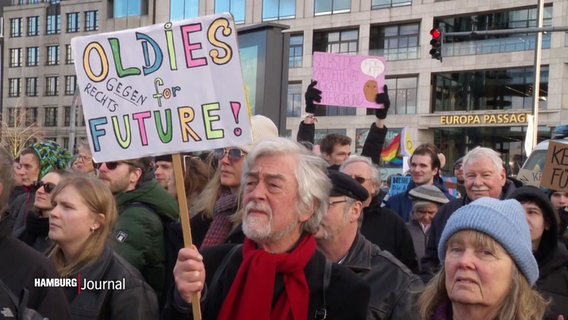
[438,197,539,286]
[240,115,279,153]
[155,154,172,162]
[31,141,73,179]
[409,185,449,205]
[328,171,369,202]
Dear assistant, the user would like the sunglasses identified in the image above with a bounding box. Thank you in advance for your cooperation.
[33,181,57,194]
[95,161,137,170]
[214,148,246,162]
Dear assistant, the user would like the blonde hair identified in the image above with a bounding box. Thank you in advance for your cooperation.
[418,231,548,320]
[48,174,118,277]
[190,169,222,219]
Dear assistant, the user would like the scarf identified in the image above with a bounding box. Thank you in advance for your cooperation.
[217,234,316,320]
[200,188,237,249]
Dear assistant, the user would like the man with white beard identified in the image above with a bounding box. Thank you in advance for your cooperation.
[164,137,370,320]
[420,146,523,282]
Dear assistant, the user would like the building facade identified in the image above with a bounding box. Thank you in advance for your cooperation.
[3,0,567,174]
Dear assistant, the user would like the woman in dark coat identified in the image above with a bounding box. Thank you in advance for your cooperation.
[511,185,568,320]
[48,174,158,319]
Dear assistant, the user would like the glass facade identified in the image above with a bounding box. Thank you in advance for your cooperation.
[215,0,245,23]
[170,0,198,21]
[314,0,350,15]
[263,0,295,20]
[369,22,419,61]
[289,34,303,68]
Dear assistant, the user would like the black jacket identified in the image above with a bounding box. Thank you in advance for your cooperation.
[0,213,71,320]
[164,239,371,320]
[342,233,423,319]
[537,243,568,320]
[64,245,158,319]
[361,194,419,273]
[420,179,522,282]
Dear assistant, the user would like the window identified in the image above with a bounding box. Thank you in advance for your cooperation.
[27,47,39,66]
[27,16,39,36]
[215,0,245,24]
[46,76,59,96]
[9,79,21,97]
[369,23,419,61]
[314,0,350,15]
[26,77,38,97]
[65,44,74,64]
[263,0,295,20]
[366,76,417,115]
[64,106,71,126]
[47,14,61,34]
[114,0,143,18]
[85,10,99,31]
[10,48,23,67]
[25,107,38,126]
[170,0,198,21]
[10,18,22,37]
[371,0,412,10]
[47,45,60,65]
[287,82,302,117]
[44,107,58,127]
[289,34,304,68]
[65,76,76,95]
[67,12,80,33]
[313,29,358,54]
[7,108,18,127]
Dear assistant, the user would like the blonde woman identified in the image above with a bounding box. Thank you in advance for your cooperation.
[418,197,547,320]
[48,174,158,319]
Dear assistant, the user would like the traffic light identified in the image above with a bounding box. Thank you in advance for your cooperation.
[429,28,443,61]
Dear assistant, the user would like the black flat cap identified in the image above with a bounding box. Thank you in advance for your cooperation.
[155,154,172,162]
[328,171,369,202]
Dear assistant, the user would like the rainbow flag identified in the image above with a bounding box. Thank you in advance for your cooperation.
[381,133,402,166]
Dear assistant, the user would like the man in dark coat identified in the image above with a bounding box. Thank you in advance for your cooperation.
[0,145,71,320]
[420,146,521,282]
[316,171,423,319]
[340,155,419,272]
[165,137,370,319]
[511,186,568,319]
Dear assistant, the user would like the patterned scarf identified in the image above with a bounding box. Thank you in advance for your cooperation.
[200,188,237,249]
[217,234,316,320]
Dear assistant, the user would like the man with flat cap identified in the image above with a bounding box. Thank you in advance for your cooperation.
[316,171,423,320]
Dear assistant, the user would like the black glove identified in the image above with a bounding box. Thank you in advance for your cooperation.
[305,80,322,114]
[374,85,390,119]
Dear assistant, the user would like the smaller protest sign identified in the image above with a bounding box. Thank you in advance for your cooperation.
[389,176,411,197]
[517,168,542,187]
[540,140,568,191]
[312,52,386,109]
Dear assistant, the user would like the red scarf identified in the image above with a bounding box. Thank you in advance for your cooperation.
[217,234,316,320]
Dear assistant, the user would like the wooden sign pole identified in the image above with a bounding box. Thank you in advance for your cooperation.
[172,153,202,319]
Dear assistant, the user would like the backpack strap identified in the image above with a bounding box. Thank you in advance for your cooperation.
[314,259,332,320]
[0,279,20,317]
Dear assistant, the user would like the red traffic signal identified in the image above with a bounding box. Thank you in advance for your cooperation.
[429,28,443,62]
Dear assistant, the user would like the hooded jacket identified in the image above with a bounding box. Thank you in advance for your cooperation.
[510,186,568,320]
[110,179,179,301]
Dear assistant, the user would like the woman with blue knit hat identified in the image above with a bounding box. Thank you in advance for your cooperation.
[511,185,568,320]
[418,197,547,320]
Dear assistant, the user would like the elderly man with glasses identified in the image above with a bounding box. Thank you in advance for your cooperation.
[340,155,419,273]
[97,156,179,306]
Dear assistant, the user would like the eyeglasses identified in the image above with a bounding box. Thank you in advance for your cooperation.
[95,161,137,170]
[214,148,246,162]
[76,154,92,162]
[353,176,371,184]
[33,181,57,194]
[329,199,348,206]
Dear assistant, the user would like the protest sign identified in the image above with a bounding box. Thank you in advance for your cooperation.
[517,168,542,187]
[312,52,386,108]
[389,176,411,197]
[72,13,252,162]
[540,140,568,191]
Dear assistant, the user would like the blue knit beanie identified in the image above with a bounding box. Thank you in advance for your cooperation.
[438,197,539,286]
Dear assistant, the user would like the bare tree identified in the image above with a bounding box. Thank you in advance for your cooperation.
[1,106,45,159]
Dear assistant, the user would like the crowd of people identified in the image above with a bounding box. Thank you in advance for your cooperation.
[0,82,567,320]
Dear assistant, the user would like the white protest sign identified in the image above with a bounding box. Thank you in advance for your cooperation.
[72,13,252,162]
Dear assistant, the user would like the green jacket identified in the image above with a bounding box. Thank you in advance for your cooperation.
[110,180,179,300]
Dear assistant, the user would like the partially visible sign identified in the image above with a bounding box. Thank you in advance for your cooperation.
[540,140,568,191]
[312,52,386,109]
[389,176,411,196]
[517,168,542,187]
[439,113,529,126]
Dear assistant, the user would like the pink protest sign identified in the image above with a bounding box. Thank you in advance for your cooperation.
[313,52,386,108]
